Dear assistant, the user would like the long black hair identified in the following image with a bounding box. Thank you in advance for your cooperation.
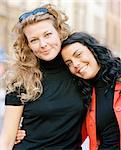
[61,32,121,109]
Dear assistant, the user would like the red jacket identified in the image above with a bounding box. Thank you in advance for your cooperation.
[82,81,121,150]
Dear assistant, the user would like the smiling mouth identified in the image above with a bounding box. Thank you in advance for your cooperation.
[77,65,88,74]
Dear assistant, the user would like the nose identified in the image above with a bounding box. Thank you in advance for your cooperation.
[39,38,47,48]
[73,59,80,68]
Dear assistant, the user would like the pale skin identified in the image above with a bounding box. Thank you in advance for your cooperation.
[0,19,62,150]
[24,19,61,61]
[0,106,23,150]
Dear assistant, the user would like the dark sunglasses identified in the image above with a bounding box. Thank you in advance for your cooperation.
[19,8,49,22]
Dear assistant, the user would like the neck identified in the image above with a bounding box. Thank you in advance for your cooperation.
[38,53,65,70]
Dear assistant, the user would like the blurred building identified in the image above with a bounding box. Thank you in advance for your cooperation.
[0,0,8,51]
[60,0,121,57]
[106,0,121,56]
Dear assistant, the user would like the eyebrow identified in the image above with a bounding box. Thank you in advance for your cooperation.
[29,36,41,42]
[64,49,80,63]
[28,30,51,40]
[73,49,80,56]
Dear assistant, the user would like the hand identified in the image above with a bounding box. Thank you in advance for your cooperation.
[15,129,26,144]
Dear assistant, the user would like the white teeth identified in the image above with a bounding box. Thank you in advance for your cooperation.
[79,65,88,73]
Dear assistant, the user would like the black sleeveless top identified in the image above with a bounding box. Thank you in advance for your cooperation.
[5,54,85,150]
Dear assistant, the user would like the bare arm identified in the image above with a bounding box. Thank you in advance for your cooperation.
[0,105,24,150]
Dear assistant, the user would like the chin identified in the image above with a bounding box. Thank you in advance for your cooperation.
[41,56,56,61]
[40,52,59,61]
[81,75,90,80]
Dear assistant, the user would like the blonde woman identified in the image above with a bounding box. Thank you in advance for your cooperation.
[0,4,86,150]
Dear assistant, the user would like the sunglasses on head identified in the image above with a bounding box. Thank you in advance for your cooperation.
[19,8,49,22]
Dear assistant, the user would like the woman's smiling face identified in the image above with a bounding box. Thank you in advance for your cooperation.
[61,42,100,79]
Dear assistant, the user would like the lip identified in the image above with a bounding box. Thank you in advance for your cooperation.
[41,50,50,55]
[77,65,88,74]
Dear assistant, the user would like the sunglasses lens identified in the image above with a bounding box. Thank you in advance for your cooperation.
[19,12,32,22]
[19,8,49,22]
[33,8,48,15]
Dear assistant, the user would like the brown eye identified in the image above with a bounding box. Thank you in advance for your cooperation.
[76,53,81,58]
[45,32,52,37]
[66,61,72,67]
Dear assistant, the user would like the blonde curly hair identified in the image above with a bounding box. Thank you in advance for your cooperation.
[6,3,71,103]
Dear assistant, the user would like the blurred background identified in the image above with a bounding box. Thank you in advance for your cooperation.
[0,0,121,149]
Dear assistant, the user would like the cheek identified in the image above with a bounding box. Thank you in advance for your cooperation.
[69,67,75,75]
[51,34,60,43]
[31,48,41,57]
[90,57,99,67]
[61,54,66,62]
[29,44,39,52]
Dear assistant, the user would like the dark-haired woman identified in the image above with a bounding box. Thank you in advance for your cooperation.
[61,32,121,150]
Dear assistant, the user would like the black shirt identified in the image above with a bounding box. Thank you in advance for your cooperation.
[5,54,85,150]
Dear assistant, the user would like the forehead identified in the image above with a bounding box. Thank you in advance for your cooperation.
[62,42,84,54]
[23,19,56,36]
